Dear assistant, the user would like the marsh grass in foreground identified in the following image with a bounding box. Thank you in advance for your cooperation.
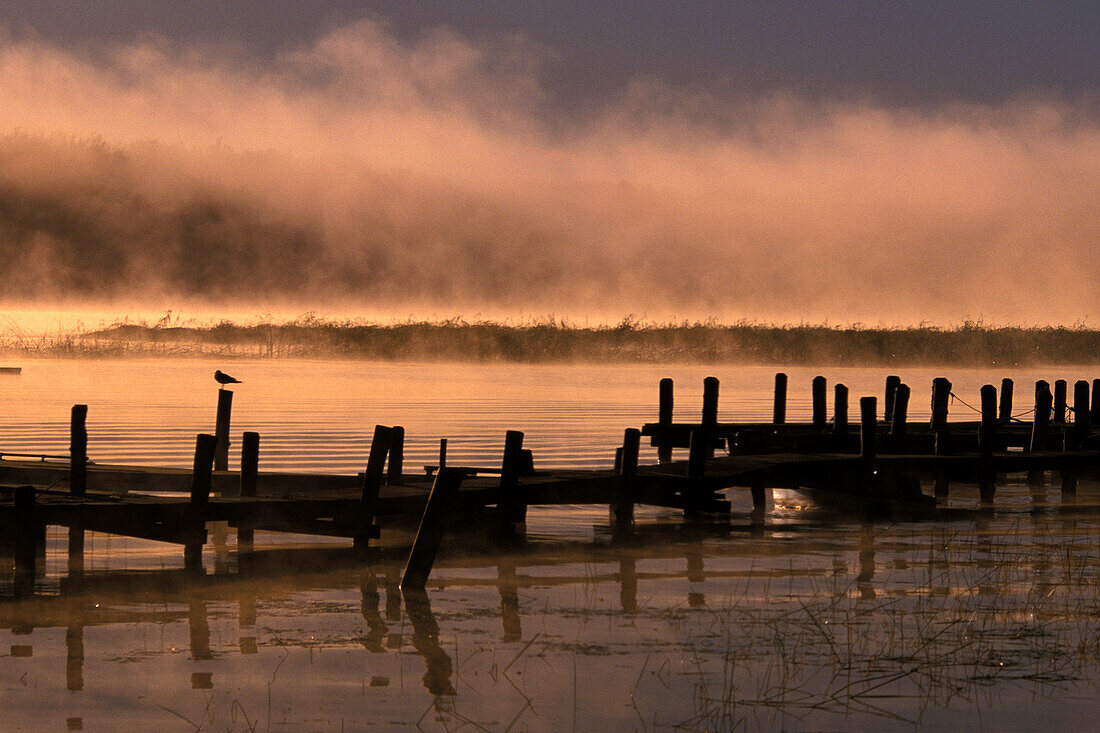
[8,315,1100,365]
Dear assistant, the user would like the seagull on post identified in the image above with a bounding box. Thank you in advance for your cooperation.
[214,370,242,389]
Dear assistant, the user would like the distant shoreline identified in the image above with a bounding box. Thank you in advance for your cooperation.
[4,318,1100,366]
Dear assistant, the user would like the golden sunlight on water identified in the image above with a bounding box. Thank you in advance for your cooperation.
[3,359,1100,730]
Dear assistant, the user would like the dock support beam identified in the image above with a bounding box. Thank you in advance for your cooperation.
[614,428,640,529]
[70,404,88,496]
[999,379,1014,422]
[186,433,216,571]
[890,383,910,442]
[860,396,876,477]
[979,384,997,503]
[1030,383,1052,453]
[237,431,259,549]
[773,372,787,424]
[931,378,951,432]
[498,430,526,538]
[1072,380,1090,448]
[356,425,392,549]
[834,383,849,435]
[401,468,465,591]
[1092,379,1100,425]
[702,377,719,457]
[387,426,405,485]
[884,375,900,424]
[214,389,233,472]
[658,378,674,463]
[1054,380,1067,424]
[812,376,827,430]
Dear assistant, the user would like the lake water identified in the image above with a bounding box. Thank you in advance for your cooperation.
[2,358,1100,731]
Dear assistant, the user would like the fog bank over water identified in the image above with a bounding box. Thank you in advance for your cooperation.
[0,21,1097,325]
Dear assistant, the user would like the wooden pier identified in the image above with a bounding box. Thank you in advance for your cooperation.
[1,373,1099,590]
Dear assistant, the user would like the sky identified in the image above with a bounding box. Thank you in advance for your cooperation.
[0,2,1096,326]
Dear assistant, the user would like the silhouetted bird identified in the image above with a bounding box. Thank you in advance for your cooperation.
[214,370,241,389]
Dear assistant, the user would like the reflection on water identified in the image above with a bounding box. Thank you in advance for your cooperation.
[3,359,1100,729]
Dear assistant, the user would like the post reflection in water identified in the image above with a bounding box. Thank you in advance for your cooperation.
[498,559,522,642]
[359,572,387,653]
[401,589,454,697]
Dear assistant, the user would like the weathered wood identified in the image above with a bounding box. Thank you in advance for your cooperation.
[70,404,88,497]
[614,428,640,526]
[658,378,674,463]
[498,430,526,532]
[190,434,217,510]
[884,375,900,424]
[890,384,910,438]
[930,378,951,431]
[1092,379,1100,425]
[214,390,233,472]
[1054,380,1067,423]
[1072,380,1090,447]
[860,396,877,469]
[702,377,719,457]
[400,468,465,591]
[239,432,259,498]
[357,425,392,548]
[773,372,787,424]
[687,429,707,479]
[999,378,1014,421]
[833,383,849,435]
[438,438,447,470]
[978,384,997,502]
[812,376,827,430]
[1030,384,1052,453]
[387,425,405,485]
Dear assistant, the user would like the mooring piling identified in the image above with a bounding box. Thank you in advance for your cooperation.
[860,396,877,474]
[1054,380,1067,423]
[884,375,900,424]
[812,376,827,430]
[773,372,787,424]
[658,377,674,463]
[999,378,1014,421]
[239,432,259,498]
[70,404,88,496]
[687,429,707,479]
[931,378,951,431]
[890,383,910,439]
[1030,384,1052,453]
[1092,379,1100,425]
[498,430,526,535]
[702,377,719,457]
[438,438,447,470]
[186,433,216,571]
[1072,380,1090,447]
[979,384,997,503]
[387,426,405,485]
[834,383,849,435]
[214,389,233,472]
[357,425,393,549]
[614,428,640,528]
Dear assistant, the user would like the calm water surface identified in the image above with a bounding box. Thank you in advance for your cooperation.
[2,358,1100,731]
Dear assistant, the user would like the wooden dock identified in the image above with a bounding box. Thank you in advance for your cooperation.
[1,372,1099,590]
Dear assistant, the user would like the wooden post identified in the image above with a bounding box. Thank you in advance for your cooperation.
[614,428,640,528]
[70,404,88,496]
[1092,379,1100,425]
[214,389,233,472]
[890,383,910,439]
[387,425,405,485]
[400,468,465,591]
[1072,380,1090,447]
[833,383,849,435]
[658,378,674,464]
[812,376,827,430]
[438,438,447,470]
[860,396,876,473]
[687,429,707,479]
[357,425,392,549]
[613,446,623,475]
[14,485,38,598]
[884,375,900,424]
[1053,380,1067,423]
[702,377,719,457]
[1030,384,1052,453]
[187,433,217,571]
[498,430,526,534]
[239,431,259,498]
[979,384,997,503]
[999,378,1014,421]
[930,378,951,431]
[773,372,787,424]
